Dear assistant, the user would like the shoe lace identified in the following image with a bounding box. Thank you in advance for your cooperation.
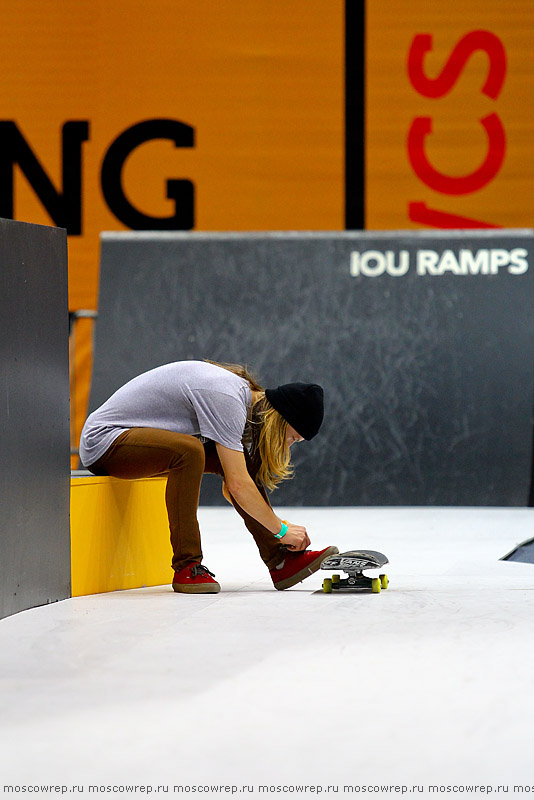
[191,564,216,578]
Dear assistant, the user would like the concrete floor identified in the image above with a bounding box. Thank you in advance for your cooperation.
[1,507,534,798]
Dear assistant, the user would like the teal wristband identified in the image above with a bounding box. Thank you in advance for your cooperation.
[275,522,288,540]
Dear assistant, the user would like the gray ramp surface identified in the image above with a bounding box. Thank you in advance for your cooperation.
[0,507,533,790]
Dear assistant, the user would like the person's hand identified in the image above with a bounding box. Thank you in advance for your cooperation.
[280,522,310,551]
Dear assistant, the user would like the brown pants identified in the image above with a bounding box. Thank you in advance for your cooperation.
[88,427,286,572]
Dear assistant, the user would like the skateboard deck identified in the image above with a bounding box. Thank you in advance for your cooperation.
[320,550,389,593]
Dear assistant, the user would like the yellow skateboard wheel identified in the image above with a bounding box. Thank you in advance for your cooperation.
[323,578,333,593]
[371,577,381,593]
[332,574,341,584]
[380,574,388,590]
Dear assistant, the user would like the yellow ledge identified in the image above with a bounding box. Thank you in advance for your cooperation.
[70,475,171,597]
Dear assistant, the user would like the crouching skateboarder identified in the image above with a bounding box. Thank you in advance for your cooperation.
[79,360,338,593]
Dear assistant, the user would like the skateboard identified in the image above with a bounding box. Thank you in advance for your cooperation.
[320,550,389,593]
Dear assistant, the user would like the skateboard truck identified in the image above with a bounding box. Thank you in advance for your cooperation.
[320,550,389,594]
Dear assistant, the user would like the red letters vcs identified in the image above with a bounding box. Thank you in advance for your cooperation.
[406,30,507,229]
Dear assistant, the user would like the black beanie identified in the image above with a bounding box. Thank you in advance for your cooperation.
[264,383,324,440]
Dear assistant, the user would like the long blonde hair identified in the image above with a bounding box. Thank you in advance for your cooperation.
[206,360,294,491]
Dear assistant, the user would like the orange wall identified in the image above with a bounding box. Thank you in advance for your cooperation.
[2,0,344,312]
[366,0,534,229]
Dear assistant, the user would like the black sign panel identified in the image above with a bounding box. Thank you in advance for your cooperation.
[91,231,534,506]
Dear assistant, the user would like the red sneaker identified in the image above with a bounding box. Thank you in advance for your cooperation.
[172,563,221,594]
[270,546,339,591]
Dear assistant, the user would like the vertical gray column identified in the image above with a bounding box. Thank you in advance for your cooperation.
[0,218,71,620]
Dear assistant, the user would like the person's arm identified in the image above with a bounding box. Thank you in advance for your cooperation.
[222,480,232,504]
[216,443,310,551]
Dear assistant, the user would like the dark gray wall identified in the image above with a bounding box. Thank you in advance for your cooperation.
[90,231,534,507]
[0,218,71,620]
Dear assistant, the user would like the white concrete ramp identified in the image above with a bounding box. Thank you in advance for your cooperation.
[1,508,533,799]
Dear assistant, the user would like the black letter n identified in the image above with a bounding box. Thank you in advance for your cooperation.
[0,121,89,235]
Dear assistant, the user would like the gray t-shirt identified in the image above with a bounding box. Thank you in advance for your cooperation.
[79,361,252,467]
